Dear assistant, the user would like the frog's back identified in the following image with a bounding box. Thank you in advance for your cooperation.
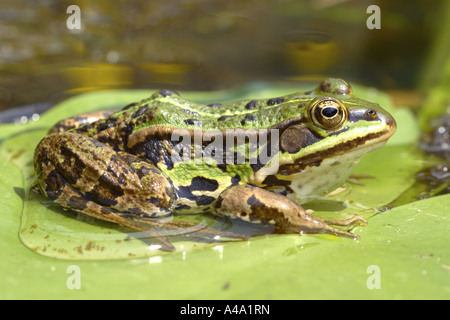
[126,89,317,132]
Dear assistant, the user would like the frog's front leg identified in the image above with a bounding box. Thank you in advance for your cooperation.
[214,184,367,239]
[34,132,177,249]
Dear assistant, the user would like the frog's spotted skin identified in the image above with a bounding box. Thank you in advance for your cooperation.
[34,78,396,249]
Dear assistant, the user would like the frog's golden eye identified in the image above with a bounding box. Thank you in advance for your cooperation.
[310,98,347,130]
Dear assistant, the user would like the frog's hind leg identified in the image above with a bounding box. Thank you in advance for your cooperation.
[214,184,366,239]
[40,176,177,251]
[34,132,178,250]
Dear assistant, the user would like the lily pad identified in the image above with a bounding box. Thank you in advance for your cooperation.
[0,85,448,299]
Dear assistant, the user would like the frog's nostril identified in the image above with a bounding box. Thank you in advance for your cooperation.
[364,109,377,120]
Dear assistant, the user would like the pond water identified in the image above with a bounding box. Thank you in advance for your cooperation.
[0,0,444,117]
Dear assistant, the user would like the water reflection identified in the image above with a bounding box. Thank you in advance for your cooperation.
[0,0,442,112]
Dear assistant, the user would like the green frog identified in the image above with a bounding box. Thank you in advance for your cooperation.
[34,78,396,250]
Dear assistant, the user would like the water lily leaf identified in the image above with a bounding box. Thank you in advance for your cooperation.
[1,86,447,299]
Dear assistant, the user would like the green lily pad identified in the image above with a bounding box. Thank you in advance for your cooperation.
[0,85,448,299]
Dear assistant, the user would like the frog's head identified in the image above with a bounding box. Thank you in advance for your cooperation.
[260,78,397,200]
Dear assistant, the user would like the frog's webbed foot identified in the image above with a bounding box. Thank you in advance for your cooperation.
[309,215,367,239]
[214,184,366,240]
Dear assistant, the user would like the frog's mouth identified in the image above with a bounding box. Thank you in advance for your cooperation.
[277,125,395,176]
[282,132,392,202]
[255,112,396,185]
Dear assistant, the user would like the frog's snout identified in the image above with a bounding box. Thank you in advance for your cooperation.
[381,112,397,135]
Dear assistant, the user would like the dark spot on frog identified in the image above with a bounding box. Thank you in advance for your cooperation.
[122,102,137,110]
[97,117,120,132]
[247,194,264,207]
[280,125,318,154]
[161,148,175,171]
[131,108,157,129]
[131,135,174,170]
[248,152,268,173]
[98,173,125,197]
[267,97,285,106]
[133,164,160,179]
[241,114,257,125]
[103,167,127,187]
[44,170,66,200]
[177,185,216,206]
[84,190,118,207]
[88,137,110,149]
[207,103,222,108]
[245,100,258,110]
[184,119,202,126]
[118,123,135,151]
[100,207,114,215]
[68,196,88,211]
[297,103,305,108]
[214,194,223,209]
[262,175,291,187]
[125,206,152,217]
[149,196,162,207]
[131,104,149,119]
[190,176,219,192]
[217,115,235,121]
[75,122,94,134]
[195,195,216,206]
[278,158,323,175]
[59,144,87,183]
[160,89,179,97]
[231,175,241,186]
[319,82,331,93]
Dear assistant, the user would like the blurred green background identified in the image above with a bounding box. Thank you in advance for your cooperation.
[0,0,448,115]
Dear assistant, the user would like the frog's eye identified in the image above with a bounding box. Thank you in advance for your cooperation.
[310,98,347,130]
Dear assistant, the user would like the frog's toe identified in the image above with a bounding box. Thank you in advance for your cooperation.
[321,215,368,228]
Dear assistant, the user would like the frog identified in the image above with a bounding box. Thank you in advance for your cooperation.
[33,78,396,251]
